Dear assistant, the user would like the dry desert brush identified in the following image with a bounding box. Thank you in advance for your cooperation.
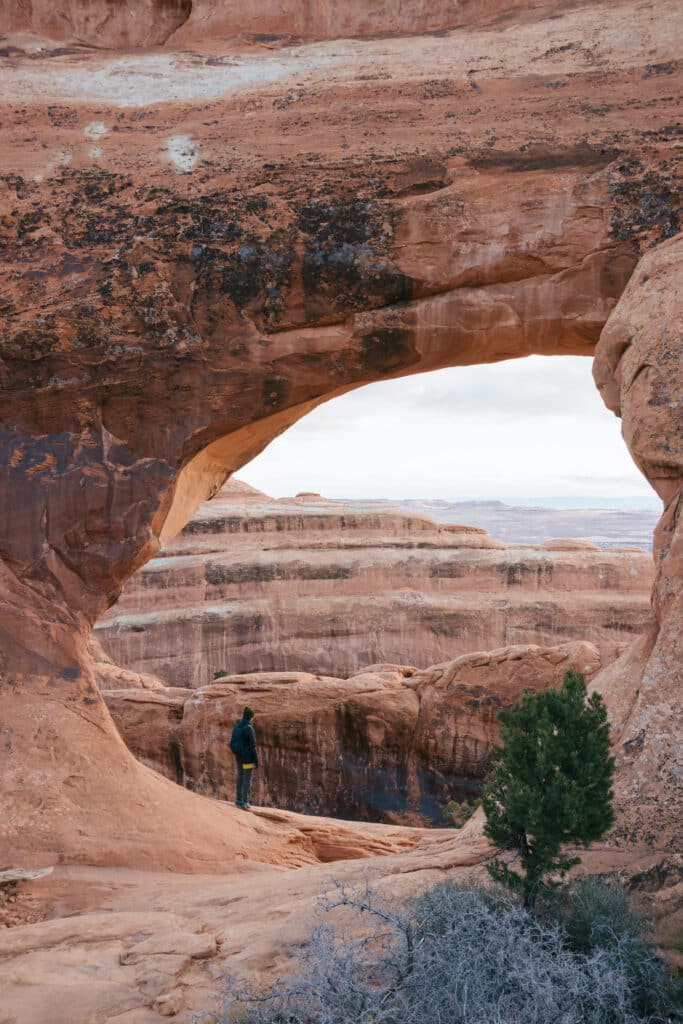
[200,878,682,1024]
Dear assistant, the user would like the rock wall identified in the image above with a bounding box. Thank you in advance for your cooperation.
[592,235,682,851]
[97,481,653,685]
[0,0,680,869]
[105,640,602,824]
[0,0,589,49]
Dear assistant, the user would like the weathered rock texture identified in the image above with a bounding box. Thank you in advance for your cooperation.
[593,234,683,851]
[0,0,681,869]
[97,481,653,685]
[3,839,682,1024]
[88,634,166,691]
[105,641,603,824]
[0,0,597,49]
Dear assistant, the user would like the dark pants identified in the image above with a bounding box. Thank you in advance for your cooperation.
[236,763,254,806]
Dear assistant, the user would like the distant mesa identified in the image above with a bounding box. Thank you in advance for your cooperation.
[97,478,654,687]
[542,539,601,551]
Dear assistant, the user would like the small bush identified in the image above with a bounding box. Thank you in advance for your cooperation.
[441,797,481,827]
[483,670,615,908]
[213,669,227,679]
[549,876,646,952]
[543,877,683,1020]
[199,879,683,1024]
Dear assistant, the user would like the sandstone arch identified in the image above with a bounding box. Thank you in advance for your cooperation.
[0,0,681,868]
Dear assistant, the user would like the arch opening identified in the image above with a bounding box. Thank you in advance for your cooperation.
[98,354,660,828]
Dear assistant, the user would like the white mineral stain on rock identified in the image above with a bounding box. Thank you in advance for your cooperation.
[84,121,108,140]
[167,135,198,173]
[41,151,72,177]
[0,50,341,106]
[90,146,104,159]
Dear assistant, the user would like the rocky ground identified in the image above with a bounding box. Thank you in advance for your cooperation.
[1,836,680,1024]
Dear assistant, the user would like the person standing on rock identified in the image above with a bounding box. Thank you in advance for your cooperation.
[230,706,258,810]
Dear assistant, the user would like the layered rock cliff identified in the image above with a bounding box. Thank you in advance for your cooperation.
[0,0,680,871]
[105,640,603,824]
[96,481,653,685]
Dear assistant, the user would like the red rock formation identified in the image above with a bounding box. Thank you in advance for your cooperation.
[96,481,653,684]
[104,641,603,824]
[593,234,682,850]
[0,0,595,49]
[88,634,165,691]
[0,0,680,869]
[0,0,194,47]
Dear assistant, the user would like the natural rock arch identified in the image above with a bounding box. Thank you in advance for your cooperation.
[2,223,679,871]
[1,0,681,868]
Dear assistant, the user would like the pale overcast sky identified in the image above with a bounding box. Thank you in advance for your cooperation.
[243,356,659,508]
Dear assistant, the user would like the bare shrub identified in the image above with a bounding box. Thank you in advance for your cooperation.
[198,880,682,1024]
[542,876,683,1021]
[550,875,646,952]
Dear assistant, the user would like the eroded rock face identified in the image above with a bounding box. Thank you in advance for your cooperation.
[593,234,683,851]
[97,481,653,684]
[0,0,594,49]
[1,0,193,48]
[0,0,681,868]
[105,641,602,824]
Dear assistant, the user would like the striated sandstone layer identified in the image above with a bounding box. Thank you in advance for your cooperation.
[105,641,603,825]
[97,480,653,685]
[0,0,681,870]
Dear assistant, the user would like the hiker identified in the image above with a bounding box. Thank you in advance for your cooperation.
[230,706,258,809]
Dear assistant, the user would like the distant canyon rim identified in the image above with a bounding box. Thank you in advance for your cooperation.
[96,478,655,824]
[0,1,681,1021]
[96,478,656,686]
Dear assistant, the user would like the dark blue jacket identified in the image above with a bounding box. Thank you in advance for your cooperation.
[230,718,258,767]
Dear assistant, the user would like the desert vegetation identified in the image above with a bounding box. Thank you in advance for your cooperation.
[201,878,682,1024]
[483,670,615,908]
[200,671,679,1024]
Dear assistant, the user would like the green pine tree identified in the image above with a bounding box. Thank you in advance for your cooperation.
[482,670,615,909]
